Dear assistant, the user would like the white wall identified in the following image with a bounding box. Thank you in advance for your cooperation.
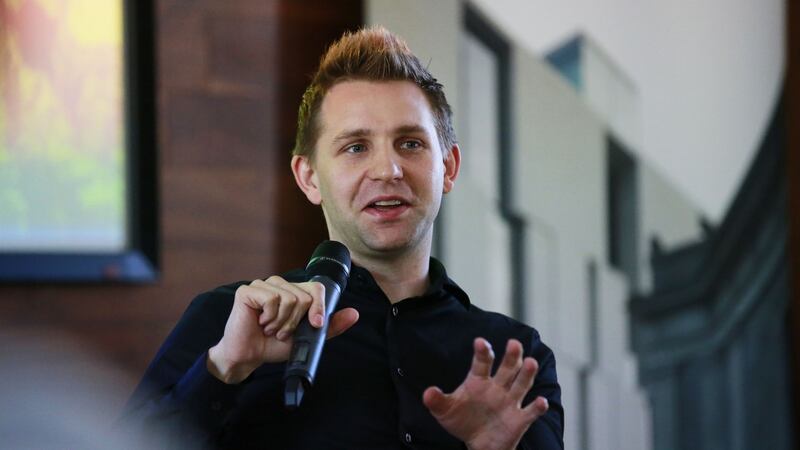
[365,0,461,121]
[514,43,654,450]
[513,44,607,265]
[574,37,705,292]
[581,36,642,153]
[472,0,786,222]
[444,32,513,316]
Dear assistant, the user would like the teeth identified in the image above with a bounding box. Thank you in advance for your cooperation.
[374,200,402,206]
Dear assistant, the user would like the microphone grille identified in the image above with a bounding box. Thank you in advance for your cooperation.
[306,241,351,282]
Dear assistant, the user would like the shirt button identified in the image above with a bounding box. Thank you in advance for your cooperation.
[392,306,399,317]
[396,367,405,377]
[404,432,412,444]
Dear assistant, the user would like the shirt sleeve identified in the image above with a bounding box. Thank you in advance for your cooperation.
[117,286,246,447]
[517,328,564,450]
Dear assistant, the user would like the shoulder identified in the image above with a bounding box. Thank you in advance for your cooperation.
[461,304,556,362]
[185,281,244,318]
[465,305,540,342]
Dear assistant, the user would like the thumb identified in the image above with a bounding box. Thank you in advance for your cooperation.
[422,386,450,416]
[326,307,359,339]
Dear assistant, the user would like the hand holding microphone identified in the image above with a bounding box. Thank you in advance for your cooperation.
[284,240,352,409]
[207,241,358,386]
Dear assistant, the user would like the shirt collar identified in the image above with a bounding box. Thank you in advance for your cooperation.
[348,257,471,309]
[428,257,470,308]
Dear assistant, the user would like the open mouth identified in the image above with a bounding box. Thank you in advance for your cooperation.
[368,199,406,210]
[364,198,410,218]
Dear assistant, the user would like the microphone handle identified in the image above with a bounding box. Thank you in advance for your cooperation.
[283,275,342,408]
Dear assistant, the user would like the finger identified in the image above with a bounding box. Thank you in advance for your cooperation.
[274,280,316,315]
[422,386,451,417]
[468,337,494,379]
[254,275,291,296]
[236,284,278,310]
[266,279,316,340]
[264,285,298,337]
[242,280,284,327]
[276,294,315,341]
[522,396,549,422]
[509,357,539,402]
[236,285,281,329]
[494,339,524,388]
[326,307,359,339]
[235,283,283,336]
[298,281,326,328]
[250,281,282,327]
[258,297,280,330]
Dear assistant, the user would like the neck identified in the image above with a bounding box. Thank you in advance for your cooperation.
[351,242,431,304]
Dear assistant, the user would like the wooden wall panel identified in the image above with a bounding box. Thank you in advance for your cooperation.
[163,93,276,166]
[273,1,363,263]
[0,0,363,404]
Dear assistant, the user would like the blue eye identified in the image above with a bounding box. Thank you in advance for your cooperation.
[400,140,422,150]
[345,143,366,153]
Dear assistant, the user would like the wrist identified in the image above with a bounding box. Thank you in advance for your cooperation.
[466,445,514,450]
[207,344,253,384]
[465,436,519,450]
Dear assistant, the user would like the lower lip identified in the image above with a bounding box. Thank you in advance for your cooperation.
[364,204,410,220]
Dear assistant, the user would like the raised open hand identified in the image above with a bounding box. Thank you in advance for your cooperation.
[423,338,549,450]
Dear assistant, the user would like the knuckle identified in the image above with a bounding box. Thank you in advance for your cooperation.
[311,281,325,297]
[264,290,279,304]
[234,285,251,301]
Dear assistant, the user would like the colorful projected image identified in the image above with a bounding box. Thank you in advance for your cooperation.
[0,0,126,252]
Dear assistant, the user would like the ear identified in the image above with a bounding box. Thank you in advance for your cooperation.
[291,155,322,205]
[442,144,461,194]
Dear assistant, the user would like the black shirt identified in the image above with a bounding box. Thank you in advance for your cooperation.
[122,259,564,449]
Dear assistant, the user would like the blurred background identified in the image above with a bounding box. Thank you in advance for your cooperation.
[0,0,797,449]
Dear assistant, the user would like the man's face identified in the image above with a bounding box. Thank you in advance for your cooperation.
[292,80,460,260]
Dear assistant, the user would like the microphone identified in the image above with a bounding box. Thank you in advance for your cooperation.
[284,240,351,409]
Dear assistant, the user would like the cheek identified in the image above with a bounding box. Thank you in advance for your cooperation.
[421,161,446,191]
[319,171,359,205]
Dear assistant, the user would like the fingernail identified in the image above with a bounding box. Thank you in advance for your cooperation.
[314,314,324,327]
[277,331,287,340]
[264,328,275,336]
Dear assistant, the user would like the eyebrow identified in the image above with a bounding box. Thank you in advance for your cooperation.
[331,124,431,145]
[331,128,371,146]
[394,124,428,136]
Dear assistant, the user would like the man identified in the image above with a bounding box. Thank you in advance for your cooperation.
[123,27,563,449]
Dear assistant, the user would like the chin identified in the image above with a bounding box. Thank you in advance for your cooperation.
[365,239,412,254]
[361,233,418,255]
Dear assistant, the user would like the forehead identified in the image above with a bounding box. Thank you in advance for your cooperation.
[317,80,437,139]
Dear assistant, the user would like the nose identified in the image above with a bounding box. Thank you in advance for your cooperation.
[367,146,403,181]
